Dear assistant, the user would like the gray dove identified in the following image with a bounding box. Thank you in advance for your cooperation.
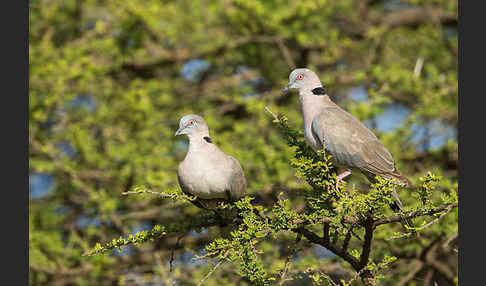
[174,114,247,210]
[283,68,414,230]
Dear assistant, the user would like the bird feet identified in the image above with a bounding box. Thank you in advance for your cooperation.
[335,170,352,191]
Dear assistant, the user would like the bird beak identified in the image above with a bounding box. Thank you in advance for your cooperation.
[174,127,184,137]
[282,82,294,93]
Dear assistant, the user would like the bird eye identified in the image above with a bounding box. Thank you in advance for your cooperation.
[188,120,195,126]
[297,74,304,80]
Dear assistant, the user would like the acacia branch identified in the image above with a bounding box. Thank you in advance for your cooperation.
[374,202,457,227]
[386,204,454,240]
[293,227,361,271]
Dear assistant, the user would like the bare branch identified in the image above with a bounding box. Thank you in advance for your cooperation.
[275,37,296,69]
[396,260,424,286]
[264,106,281,123]
[169,235,184,272]
[197,250,230,286]
[442,232,458,249]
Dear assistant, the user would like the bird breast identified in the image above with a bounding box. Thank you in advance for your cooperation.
[178,148,233,199]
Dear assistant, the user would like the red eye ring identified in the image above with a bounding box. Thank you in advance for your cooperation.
[297,74,304,80]
[188,120,195,125]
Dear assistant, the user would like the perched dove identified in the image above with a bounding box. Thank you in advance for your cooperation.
[174,114,247,210]
[283,68,414,230]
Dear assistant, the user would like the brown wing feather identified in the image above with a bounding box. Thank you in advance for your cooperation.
[312,107,400,178]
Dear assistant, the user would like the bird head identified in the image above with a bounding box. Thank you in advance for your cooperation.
[283,68,323,93]
[174,114,209,138]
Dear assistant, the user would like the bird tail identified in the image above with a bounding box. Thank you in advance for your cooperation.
[389,170,414,188]
[390,189,417,235]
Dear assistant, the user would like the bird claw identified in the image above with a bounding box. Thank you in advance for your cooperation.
[335,170,352,191]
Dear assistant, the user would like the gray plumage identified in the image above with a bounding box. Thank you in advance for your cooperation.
[283,68,411,187]
[284,68,414,231]
[175,114,247,210]
[311,106,412,186]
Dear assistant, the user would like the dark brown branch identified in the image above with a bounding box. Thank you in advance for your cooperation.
[169,235,184,272]
[323,220,330,243]
[293,227,361,271]
[342,228,352,253]
[359,270,377,286]
[332,228,339,244]
[359,219,374,269]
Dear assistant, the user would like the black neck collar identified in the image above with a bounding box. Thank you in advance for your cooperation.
[311,87,326,95]
[203,136,212,143]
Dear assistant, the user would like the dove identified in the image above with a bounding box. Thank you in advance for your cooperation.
[174,114,247,210]
[283,68,414,230]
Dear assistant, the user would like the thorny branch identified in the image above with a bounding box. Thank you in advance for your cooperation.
[114,108,458,285]
[114,182,457,286]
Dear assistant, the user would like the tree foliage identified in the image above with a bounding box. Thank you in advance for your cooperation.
[30,0,457,285]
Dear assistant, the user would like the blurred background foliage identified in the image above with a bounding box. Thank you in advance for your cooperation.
[29,0,457,285]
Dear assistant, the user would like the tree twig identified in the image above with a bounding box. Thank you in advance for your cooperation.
[275,36,296,69]
[442,232,458,249]
[122,189,178,199]
[386,204,456,240]
[197,250,230,286]
[169,235,184,272]
[374,202,457,227]
[264,106,280,123]
[278,235,301,285]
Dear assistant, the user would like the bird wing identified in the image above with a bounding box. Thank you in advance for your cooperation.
[227,156,247,200]
[311,106,396,176]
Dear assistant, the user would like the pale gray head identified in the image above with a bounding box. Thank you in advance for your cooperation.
[283,68,324,93]
[174,114,210,138]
